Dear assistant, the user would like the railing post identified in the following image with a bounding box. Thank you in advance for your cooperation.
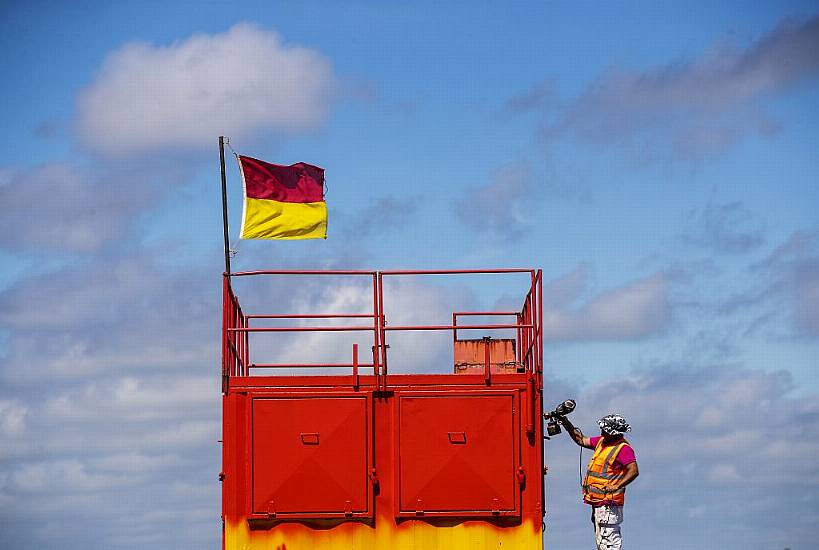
[352,344,359,390]
[483,336,491,386]
[516,313,522,367]
[537,270,543,385]
[243,311,249,376]
[372,273,380,382]
[378,272,387,394]
[221,274,229,392]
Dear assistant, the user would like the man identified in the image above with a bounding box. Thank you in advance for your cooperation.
[559,413,639,550]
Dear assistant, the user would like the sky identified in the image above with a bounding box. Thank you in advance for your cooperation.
[0,1,817,549]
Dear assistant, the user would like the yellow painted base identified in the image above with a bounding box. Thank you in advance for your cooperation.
[225,516,541,550]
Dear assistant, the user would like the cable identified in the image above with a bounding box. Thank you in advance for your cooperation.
[579,446,583,484]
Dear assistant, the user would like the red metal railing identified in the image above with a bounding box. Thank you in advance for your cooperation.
[222,276,248,382]
[222,269,543,392]
[223,271,379,384]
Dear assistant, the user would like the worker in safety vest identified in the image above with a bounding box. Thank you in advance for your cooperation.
[558,413,639,550]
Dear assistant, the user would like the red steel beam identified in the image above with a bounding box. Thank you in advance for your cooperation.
[380,269,534,275]
[383,324,533,331]
[230,270,376,276]
[229,326,375,332]
[372,273,380,377]
[249,363,376,369]
[537,269,543,379]
[452,311,519,316]
[378,272,387,392]
[246,313,375,319]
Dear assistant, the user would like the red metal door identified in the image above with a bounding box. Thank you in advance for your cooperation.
[396,392,520,517]
[251,394,371,518]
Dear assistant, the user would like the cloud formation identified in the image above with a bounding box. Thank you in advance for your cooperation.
[0,249,225,548]
[0,251,219,383]
[544,15,819,160]
[539,266,672,341]
[683,201,766,254]
[759,231,819,337]
[506,80,555,114]
[77,24,335,156]
[338,196,420,239]
[456,164,536,240]
[0,163,154,253]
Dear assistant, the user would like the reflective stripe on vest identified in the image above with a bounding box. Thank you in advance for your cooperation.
[582,439,629,505]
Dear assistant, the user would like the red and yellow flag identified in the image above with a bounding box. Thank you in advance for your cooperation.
[238,156,327,240]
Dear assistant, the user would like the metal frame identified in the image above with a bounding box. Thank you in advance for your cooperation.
[393,389,522,518]
[222,268,543,389]
[221,268,545,528]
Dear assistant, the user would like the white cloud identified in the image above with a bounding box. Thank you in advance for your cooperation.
[456,164,535,240]
[0,400,26,437]
[794,258,819,336]
[0,163,153,253]
[0,252,218,383]
[339,196,421,239]
[9,460,137,494]
[44,375,215,423]
[90,453,185,475]
[540,268,671,341]
[706,463,743,485]
[747,230,819,338]
[683,201,765,254]
[77,23,335,155]
[543,14,819,160]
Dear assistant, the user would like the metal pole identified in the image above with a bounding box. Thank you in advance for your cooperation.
[219,136,232,276]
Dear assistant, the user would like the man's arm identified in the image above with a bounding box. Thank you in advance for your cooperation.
[557,416,594,449]
[603,461,639,493]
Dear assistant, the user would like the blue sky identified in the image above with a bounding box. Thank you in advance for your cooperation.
[0,2,817,549]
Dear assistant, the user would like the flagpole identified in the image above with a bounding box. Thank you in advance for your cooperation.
[219,136,231,276]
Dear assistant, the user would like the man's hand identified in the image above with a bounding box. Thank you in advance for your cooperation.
[604,462,639,493]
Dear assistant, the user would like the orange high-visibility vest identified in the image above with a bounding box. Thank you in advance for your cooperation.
[582,438,630,505]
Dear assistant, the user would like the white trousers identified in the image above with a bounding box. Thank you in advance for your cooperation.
[592,504,623,550]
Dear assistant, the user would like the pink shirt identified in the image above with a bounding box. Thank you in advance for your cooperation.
[589,436,636,467]
[587,436,636,507]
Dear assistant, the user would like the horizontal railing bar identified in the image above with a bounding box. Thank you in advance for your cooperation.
[246,313,375,319]
[229,324,532,333]
[381,269,534,276]
[231,269,534,277]
[385,323,533,331]
[228,326,375,332]
[453,311,519,316]
[231,270,376,277]
[250,363,375,369]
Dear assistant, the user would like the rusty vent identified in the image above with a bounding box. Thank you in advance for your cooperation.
[453,338,522,374]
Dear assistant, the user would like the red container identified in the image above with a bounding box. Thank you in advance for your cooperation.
[221,269,545,549]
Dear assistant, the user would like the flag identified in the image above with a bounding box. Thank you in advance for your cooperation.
[238,156,327,240]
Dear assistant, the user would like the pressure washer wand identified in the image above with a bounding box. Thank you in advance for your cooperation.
[544,399,576,439]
